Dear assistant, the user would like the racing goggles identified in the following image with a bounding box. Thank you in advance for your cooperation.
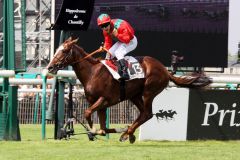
[100,22,110,29]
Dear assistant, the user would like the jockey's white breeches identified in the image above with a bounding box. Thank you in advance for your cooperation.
[106,36,137,60]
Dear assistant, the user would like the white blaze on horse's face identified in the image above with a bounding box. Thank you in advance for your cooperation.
[47,44,67,74]
[55,45,64,55]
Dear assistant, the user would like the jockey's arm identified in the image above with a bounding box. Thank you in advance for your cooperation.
[103,31,112,50]
[115,28,132,44]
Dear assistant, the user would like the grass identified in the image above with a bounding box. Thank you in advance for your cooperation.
[0,124,240,160]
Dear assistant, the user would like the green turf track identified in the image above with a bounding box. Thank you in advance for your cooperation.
[0,124,240,160]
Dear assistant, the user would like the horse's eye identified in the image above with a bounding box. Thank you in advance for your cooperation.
[57,63,63,68]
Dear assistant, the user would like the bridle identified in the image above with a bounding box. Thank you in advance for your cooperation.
[50,44,112,70]
[49,47,74,71]
[66,45,112,65]
[71,47,103,65]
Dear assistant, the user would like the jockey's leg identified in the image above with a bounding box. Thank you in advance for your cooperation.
[118,59,129,80]
[115,37,137,80]
[115,46,129,79]
[125,36,138,53]
[106,42,120,59]
[115,36,137,57]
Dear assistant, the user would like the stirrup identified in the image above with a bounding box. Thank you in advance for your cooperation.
[120,71,129,80]
[117,59,129,80]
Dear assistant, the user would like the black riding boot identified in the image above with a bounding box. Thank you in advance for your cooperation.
[118,59,129,80]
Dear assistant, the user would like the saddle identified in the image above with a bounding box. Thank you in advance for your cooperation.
[101,56,145,101]
[101,56,145,80]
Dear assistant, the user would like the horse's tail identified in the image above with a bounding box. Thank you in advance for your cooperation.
[168,72,212,88]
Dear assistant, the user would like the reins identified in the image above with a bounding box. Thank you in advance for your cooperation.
[71,46,112,65]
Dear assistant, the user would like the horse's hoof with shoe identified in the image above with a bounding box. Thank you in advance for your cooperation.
[119,133,136,143]
[96,129,106,136]
[129,134,136,144]
[119,133,129,142]
[87,132,96,141]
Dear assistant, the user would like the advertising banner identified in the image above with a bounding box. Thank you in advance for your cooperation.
[187,90,240,140]
[228,0,240,67]
[52,0,95,30]
[54,0,229,67]
[139,88,189,141]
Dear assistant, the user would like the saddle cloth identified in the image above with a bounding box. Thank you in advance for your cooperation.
[101,56,145,80]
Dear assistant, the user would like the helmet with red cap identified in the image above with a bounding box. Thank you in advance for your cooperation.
[97,13,111,26]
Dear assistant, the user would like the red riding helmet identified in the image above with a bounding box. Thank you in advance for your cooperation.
[97,13,111,26]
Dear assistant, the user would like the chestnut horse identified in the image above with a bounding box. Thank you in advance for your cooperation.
[47,37,211,143]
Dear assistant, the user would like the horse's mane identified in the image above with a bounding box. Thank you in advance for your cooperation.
[73,44,100,64]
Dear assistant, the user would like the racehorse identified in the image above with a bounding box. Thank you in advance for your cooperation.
[46,37,211,143]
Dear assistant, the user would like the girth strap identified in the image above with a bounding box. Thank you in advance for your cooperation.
[119,79,126,101]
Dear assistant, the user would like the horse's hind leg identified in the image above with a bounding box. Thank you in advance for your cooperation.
[119,94,144,143]
[120,88,164,143]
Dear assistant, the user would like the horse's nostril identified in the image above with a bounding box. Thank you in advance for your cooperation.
[48,66,53,70]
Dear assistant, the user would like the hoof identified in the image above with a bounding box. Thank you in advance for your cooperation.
[129,134,136,144]
[96,129,106,136]
[57,128,67,139]
[87,132,96,141]
[119,134,128,142]
[89,126,97,133]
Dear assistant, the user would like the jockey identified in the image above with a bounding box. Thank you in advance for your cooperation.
[97,13,138,80]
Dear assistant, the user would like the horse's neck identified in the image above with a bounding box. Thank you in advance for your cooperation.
[73,45,88,59]
[71,45,98,85]
[73,45,99,63]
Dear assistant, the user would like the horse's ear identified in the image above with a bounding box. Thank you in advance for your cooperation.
[64,37,73,43]
[69,38,79,45]
[63,37,79,51]
[72,38,79,44]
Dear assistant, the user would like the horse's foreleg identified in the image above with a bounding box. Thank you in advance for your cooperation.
[97,108,128,135]
[96,108,108,135]
[84,97,105,129]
